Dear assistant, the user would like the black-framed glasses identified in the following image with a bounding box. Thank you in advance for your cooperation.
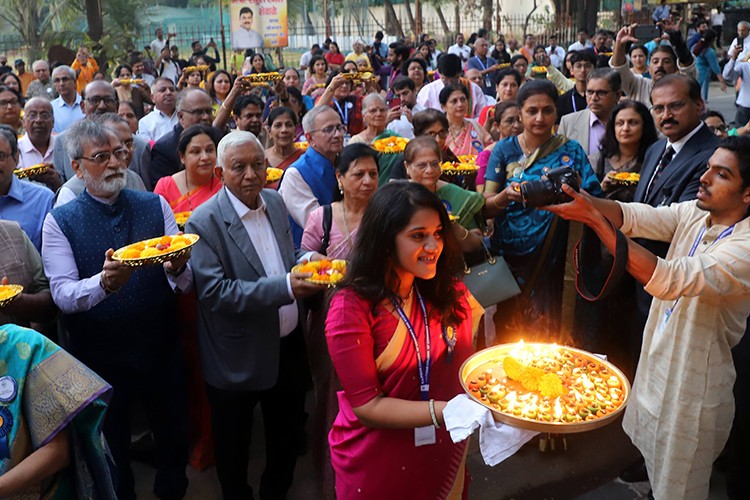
[86,96,117,106]
[708,124,727,134]
[585,89,612,99]
[78,148,129,165]
[310,124,347,135]
[182,107,214,117]
[425,129,448,139]
[651,101,687,115]
[0,98,19,107]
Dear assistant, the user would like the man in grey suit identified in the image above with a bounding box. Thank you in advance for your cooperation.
[186,131,325,499]
[558,68,622,174]
[52,80,151,186]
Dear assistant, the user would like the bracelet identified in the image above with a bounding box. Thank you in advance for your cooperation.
[459,226,469,241]
[429,399,440,429]
[99,272,120,295]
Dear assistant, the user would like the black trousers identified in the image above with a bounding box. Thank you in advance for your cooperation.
[80,340,189,500]
[206,327,309,500]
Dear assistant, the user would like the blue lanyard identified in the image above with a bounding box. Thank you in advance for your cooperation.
[665,223,736,318]
[688,224,735,257]
[391,288,431,401]
[474,56,487,71]
[334,99,348,125]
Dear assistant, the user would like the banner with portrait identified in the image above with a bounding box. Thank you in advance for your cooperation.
[230,0,289,49]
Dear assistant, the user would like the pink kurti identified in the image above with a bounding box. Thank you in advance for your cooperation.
[325,283,483,499]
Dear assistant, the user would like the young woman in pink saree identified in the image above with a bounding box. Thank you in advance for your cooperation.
[326,181,483,499]
[153,124,221,471]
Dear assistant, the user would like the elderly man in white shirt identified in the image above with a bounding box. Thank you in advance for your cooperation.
[17,97,56,168]
[137,77,178,142]
[186,130,323,499]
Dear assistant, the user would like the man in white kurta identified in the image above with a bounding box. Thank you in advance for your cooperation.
[543,138,750,500]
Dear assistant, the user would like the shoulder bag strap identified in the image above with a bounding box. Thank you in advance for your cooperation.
[320,204,333,255]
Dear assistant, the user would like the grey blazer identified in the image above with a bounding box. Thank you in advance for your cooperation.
[558,109,601,173]
[53,129,152,187]
[186,187,307,392]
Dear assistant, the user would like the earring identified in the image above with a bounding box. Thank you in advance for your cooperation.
[338,183,344,194]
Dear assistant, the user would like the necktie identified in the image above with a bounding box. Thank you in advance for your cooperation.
[647,145,675,197]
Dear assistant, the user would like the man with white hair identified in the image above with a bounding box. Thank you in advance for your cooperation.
[41,119,192,500]
[278,105,345,247]
[345,39,371,67]
[728,20,750,61]
[26,60,57,99]
[187,130,323,499]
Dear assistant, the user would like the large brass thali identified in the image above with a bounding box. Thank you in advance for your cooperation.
[459,342,630,433]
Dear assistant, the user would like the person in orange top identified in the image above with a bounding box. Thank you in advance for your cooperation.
[70,46,99,94]
[14,60,34,97]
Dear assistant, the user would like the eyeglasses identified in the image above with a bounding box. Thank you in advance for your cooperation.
[86,96,117,106]
[182,107,214,117]
[425,129,448,139]
[122,139,135,150]
[651,101,687,115]
[78,148,129,165]
[53,77,72,83]
[708,124,727,134]
[585,89,612,99]
[0,151,13,162]
[501,117,522,125]
[409,160,441,170]
[310,124,347,135]
[0,99,19,107]
[24,111,52,120]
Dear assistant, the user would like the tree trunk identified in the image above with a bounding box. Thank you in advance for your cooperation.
[454,1,460,34]
[482,0,493,31]
[384,0,405,38]
[524,0,539,37]
[434,4,451,35]
[403,0,417,35]
[85,0,103,41]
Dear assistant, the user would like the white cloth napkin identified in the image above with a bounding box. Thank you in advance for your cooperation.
[443,394,538,466]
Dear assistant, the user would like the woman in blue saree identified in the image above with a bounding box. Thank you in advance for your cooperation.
[0,323,115,498]
[484,80,603,343]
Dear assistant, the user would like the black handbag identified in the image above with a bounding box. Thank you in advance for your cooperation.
[462,239,521,308]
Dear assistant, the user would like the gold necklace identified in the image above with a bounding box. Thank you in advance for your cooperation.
[519,133,534,156]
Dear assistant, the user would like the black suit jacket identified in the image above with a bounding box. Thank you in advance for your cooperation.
[632,123,720,315]
[149,124,183,190]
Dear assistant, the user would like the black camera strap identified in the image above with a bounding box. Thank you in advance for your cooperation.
[574,219,628,302]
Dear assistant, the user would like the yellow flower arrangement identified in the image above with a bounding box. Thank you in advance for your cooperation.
[293,141,309,151]
[371,136,410,154]
[266,167,284,183]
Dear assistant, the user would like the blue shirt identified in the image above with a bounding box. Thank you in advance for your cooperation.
[51,94,84,133]
[0,177,54,251]
[467,55,499,98]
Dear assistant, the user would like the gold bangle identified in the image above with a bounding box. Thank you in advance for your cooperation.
[459,226,469,241]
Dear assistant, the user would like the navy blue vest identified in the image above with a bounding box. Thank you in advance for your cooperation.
[52,189,177,355]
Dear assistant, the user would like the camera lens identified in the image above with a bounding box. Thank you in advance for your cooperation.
[520,178,556,207]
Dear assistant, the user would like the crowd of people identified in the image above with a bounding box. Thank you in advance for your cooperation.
[1,6,750,500]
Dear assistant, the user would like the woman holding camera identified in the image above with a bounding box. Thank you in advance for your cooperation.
[484,80,601,342]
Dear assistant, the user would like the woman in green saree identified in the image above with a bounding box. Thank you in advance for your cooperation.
[0,323,115,499]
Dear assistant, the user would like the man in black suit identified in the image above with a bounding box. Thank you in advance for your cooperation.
[149,88,215,189]
[631,73,720,360]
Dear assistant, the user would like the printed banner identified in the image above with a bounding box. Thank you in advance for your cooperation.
[230,0,288,49]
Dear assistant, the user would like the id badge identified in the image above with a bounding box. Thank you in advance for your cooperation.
[414,425,436,447]
[656,308,672,336]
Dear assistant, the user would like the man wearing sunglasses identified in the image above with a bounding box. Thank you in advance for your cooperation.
[41,119,192,500]
[278,105,345,247]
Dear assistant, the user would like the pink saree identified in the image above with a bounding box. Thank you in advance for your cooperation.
[325,283,483,500]
[153,175,221,212]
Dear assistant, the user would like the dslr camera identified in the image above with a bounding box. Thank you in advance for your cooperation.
[520,166,579,207]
